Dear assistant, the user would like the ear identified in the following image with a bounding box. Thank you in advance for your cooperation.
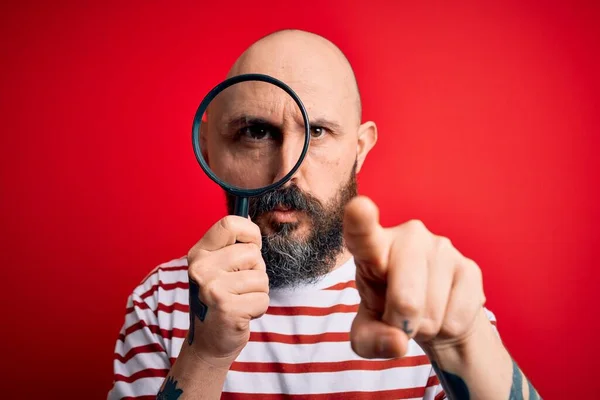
[356,120,377,173]
[200,120,209,164]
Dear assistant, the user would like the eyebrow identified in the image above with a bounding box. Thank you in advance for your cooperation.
[222,114,343,133]
[223,115,278,134]
[310,118,343,132]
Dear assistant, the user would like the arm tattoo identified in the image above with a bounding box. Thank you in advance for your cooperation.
[157,376,183,399]
[527,379,541,400]
[509,359,523,400]
[188,278,208,345]
[431,359,542,400]
[510,359,542,400]
[431,361,470,400]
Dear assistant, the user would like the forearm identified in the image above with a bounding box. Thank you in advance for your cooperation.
[424,309,541,400]
[157,340,230,400]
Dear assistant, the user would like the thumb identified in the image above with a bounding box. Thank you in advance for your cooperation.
[350,303,408,359]
[344,196,390,272]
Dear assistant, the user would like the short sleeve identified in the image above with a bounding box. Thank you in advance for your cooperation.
[107,290,171,399]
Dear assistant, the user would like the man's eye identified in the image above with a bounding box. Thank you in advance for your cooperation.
[311,126,327,138]
[241,125,273,140]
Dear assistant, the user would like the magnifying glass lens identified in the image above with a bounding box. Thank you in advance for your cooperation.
[199,80,306,191]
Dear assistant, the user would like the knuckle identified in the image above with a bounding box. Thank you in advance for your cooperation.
[238,243,264,269]
[467,261,486,303]
[259,273,270,292]
[187,247,204,267]
[463,257,482,279]
[475,265,483,285]
[406,219,426,234]
[219,215,238,233]
[435,235,453,251]
[220,215,259,239]
[218,299,233,315]
[188,259,210,284]
[188,247,209,268]
[244,242,262,256]
[186,248,196,263]
[204,281,224,304]
[441,317,466,338]
[423,304,444,326]
[249,247,267,270]
[255,257,267,272]
[234,319,248,332]
[251,222,262,239]
[235,243,252,257]
[188,264,203,284]
[418,316,443,340]
[258,293,270,312]
[394,295,422,316]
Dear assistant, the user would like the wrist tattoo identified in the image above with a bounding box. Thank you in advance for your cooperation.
[432,358,541,400]
[157,376,183,399]
[188,278,208,345]
[431,361,470,400]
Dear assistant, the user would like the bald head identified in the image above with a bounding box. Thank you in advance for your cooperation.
[227,29,362,124]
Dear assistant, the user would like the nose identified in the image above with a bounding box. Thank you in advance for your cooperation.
[271,132,305,185]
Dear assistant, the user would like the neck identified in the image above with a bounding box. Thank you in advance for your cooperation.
[330,247,353,271]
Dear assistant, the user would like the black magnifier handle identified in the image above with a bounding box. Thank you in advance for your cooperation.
[233,196,249,218]
[233,197,250,246]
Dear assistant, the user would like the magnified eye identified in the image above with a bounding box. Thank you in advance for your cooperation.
[240,124,275,140]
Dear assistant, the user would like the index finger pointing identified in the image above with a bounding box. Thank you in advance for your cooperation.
[343,196,390,272]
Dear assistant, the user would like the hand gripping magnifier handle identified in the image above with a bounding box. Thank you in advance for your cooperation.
[188,74,311,344]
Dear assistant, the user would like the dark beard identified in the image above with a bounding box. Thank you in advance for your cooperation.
[226,162,358,289]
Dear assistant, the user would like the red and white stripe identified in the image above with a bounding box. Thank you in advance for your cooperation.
[108,256,498,400]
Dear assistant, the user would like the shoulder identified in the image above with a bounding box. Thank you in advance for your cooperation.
[132,256,189,300]
[110,257,189,399]
[119,256,190,352]
[124,256,190,323]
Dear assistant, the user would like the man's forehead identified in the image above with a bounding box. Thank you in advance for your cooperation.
[215,77,350,125]
[224,30,361,125]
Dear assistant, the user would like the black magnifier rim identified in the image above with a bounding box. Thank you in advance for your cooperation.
[192,73,311,198]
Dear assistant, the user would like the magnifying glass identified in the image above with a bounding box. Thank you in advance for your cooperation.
[191,73,311,218]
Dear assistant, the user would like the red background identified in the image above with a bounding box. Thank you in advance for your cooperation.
[1,1,598,398]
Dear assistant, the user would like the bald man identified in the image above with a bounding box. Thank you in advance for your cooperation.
[109,30,541,400]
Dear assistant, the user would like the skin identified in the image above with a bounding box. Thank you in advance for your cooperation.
[160,30,541,399]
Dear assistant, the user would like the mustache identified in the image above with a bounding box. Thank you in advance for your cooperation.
[249,185,323,219]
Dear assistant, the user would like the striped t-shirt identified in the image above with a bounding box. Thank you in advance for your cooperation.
[108,256,498,399]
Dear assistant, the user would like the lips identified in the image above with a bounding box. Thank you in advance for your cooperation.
[269,205,300,223]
